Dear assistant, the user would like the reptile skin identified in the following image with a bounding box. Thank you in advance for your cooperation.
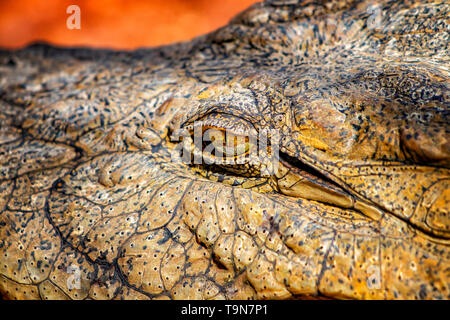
[0,0,449,300]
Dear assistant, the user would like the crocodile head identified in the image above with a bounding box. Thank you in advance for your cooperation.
[0,0,448,299]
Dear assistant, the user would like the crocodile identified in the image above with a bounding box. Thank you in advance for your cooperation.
[0,0,449,300]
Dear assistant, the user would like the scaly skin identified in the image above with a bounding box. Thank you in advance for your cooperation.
[0,0,449,299]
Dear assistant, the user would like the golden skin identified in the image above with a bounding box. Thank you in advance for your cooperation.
[0,0,448,299]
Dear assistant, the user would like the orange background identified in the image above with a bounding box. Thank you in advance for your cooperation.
[0,0,260,49]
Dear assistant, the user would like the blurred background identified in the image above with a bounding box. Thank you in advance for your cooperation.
[0,0,260,49]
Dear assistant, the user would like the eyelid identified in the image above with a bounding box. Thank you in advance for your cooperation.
[182,112,258,137]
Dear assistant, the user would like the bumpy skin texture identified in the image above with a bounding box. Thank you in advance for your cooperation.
[0,0,449,300]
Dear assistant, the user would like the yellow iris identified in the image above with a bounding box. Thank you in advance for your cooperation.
[203,128,250,158]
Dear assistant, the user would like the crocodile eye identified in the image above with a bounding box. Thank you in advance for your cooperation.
[179,112,258,165]
[173,112,277,183]
[203,127,250,159]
